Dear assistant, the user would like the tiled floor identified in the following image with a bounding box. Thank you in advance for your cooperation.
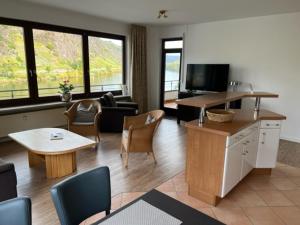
[82,163,300,225]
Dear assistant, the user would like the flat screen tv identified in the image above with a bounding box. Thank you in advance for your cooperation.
[185,64,229,92]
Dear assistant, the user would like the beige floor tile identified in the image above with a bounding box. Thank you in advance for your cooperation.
[271,206,300,225]
[80,212,106,225]
[197,207,216,218]
[162,191,177,199]
[212,207,252,225]
[121,192,145,206]
[281,189,300,206]
[227,190,267,207]
[175,191,212,208]
[245,176,277,191]
[243,206,285,225]
[277,166,300,177]
[111,193,122,210]
[270,177,298,190]
[155,179,176,192]
[172,174,189,192]
[217,198,240,208]
[289,177,300,186]
[270,168,287,177]
[256,190,294,206]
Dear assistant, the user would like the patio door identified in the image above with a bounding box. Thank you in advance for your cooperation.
[160,38,183,115]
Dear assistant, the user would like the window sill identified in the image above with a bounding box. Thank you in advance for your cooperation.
[0,95,130,116]
[0,101,68,116]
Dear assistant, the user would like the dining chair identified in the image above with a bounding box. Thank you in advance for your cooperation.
[64,99,102,142]
[0,197,32,225]
[121,110,165,168]
[50,166,111,225]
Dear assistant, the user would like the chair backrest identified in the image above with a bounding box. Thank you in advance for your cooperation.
[0,197,31,225]
[50,166,111,225]
[148,110,165,131]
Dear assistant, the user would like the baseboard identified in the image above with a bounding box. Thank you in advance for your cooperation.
[280,136,300,144]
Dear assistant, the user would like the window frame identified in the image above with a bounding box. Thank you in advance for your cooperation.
[0,17,126,107]
[160,37,183,109]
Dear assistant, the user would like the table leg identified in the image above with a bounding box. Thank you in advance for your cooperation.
[45,152,76,178]
[28,151,44,168]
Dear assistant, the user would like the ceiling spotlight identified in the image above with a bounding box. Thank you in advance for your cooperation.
[158,10,168,19]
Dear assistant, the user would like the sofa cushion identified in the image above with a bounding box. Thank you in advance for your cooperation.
[74,103,97,123]
[103,92,117,107]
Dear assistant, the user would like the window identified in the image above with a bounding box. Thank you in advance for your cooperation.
[88,37,123,92]
[0,17,126,107]
[33,29,84,96]
[0,24,28,100]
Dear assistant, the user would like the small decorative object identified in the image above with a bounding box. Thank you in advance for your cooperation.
[206,109,235,123]
[59,80,74,102]
[121,84,128,96]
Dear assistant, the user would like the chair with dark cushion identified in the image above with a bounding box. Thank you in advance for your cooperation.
[0,159,17,202]
[0,197,32,225]
[99,93,139,132]
[51,166,111,225]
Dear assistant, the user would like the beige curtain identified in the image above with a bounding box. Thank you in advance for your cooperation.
[130,25,148,113]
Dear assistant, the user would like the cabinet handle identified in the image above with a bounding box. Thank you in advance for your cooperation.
[246,140,250,144]
[276,124,279,126]
[261,132,266,144]
[266,123,270,126]
[245,150,249,153]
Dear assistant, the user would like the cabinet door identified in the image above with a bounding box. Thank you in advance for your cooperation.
[256,128,281,168]
[221,142,243,197]
[241,132,259,179]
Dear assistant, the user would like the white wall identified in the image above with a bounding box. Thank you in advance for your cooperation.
[148,12,300,142]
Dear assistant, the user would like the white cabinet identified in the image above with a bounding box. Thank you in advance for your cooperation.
[221,141,244,197]
[222,123,259,197]
[241,131,259,179]
[256,121,281,168]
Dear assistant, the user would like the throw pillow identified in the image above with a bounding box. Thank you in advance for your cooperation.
[74,103,97,123]
[103,92,117,107]
[145,114,156,125]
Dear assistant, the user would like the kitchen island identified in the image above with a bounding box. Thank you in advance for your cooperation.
[177,92,286,206]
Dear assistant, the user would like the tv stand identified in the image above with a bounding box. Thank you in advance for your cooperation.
[177,91,242,124]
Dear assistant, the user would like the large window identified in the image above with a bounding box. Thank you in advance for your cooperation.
[33,29,84,96]
[0,17,126,106]
[89,37,123,92]
[0,24,29,100]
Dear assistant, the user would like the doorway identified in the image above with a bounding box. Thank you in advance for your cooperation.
[160,38,183,115]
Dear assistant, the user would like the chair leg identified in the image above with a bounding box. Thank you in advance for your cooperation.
[96,132,100,143]
[151,151,157,164]
[124,152,129,169]
[120,144,123,157]
[106,210,110,215]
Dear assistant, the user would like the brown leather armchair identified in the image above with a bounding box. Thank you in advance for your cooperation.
[64,100,102,142]
[121,110,165,168]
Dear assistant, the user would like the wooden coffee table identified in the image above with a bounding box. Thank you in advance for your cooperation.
[9,128,96,178]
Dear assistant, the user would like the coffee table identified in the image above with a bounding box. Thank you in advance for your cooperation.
[9,128,96,178]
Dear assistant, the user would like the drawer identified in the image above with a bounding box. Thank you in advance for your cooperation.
[260,120,281,129]
[226,122,259,147]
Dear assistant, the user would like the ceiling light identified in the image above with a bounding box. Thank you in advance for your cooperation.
[158,10,168,19]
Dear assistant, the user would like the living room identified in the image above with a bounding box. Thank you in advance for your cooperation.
[1,0,300,225]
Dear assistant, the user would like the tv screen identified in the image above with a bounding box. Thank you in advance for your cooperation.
[186,64,229,92]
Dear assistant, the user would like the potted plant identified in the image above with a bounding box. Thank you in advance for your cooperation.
[59,80,74,102]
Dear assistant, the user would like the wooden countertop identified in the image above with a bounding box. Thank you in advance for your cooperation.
[176,92,278,108]
[185,109,286,136]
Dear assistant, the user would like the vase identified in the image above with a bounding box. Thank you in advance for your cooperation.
[61,93,72,102]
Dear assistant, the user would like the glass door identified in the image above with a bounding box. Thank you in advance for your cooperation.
[160,38,182,114]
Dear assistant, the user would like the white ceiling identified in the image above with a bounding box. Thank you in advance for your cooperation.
[18,0,300,25]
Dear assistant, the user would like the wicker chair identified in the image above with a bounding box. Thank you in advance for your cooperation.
[64,100,101,142]
[121,110,165,168]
